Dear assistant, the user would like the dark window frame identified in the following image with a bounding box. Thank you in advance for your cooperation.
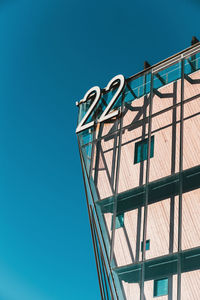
[134,136,155,164]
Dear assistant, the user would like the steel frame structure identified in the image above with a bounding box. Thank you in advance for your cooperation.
[76,42,200,300]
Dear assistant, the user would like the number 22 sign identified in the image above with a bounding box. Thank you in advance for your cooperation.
[76,74,125,133]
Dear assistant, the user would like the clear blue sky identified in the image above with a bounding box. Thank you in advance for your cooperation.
[0,0,199,299]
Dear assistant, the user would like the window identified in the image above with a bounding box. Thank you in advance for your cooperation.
[134,136,154,164]
[111,213,124,230]
[141,239,150,251]
[153,278,168,297]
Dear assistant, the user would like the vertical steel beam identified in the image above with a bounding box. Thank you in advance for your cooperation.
[168,80,178,300]
[177,57,184,300]
[140,70,153,300]
[110,90,125,263]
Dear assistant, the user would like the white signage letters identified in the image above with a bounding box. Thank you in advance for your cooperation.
[76,74,125,133]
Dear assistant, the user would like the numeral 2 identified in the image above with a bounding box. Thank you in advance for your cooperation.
[76,86,101,133]
[98,74,125,123]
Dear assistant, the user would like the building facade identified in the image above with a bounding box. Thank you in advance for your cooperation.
[76,42,200,299]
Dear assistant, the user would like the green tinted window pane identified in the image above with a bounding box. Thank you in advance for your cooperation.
[154,278,168,297]
[81,143,92,174]
[111,213,124,230]
[78,128,94,146]
[141,239,150,251]
[153,62,181,90]
[184,52,200,75]
[142,142,148,161]
[127,73,151,102]
[77,100,92,125]
[124,85,136,103]
[150,135,154,158]
[137,144,142,162]
[134,136,154,164]
[116,214,124,229]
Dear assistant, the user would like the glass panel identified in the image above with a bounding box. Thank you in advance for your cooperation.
[90,128,122,200]
[183,55,200,171]
[153,61,181,91]
[111,213,124,230]
[114,74,151,270]
[123,95,150,130]
[77,126,95,147]
[116,264,142,300]
[118,119,148,193]
[93,219,110,299]
[149,109,180,183]
[182,188,200,250]
[181,270,200,300]
[144,276,177,299]
[183,74,200,101]
[82,160,112,262]
[152,72,181,116]
[184,51,200,75]
[153,278,168,297]
[81,142,92,175]
[146,196,179,260]
[96,117,119,140]
[95,96,121,140]
[183,113,200,171]
[134,136,154,164]
[119,72,150,193]
[82,153,97,205]
[115,214,124,229]
[141,239,150,251]
[123,281,140,300]
[113,205,145,267]
[144,255,178,299]
[126,72,151,102]
[92,206,121,300]
[121,72,151,136]
[184,96,200,120]
[183,63,200,171]
[77,100,91,125]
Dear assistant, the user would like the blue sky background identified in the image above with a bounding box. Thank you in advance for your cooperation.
[0,0,199,299]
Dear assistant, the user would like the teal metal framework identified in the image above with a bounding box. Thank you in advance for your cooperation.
[76,42,200,299]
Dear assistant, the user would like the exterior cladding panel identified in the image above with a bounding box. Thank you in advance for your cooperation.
[77,44,200,299]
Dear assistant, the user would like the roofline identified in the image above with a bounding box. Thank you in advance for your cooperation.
[76,41,200,106]
[128,41,200,81]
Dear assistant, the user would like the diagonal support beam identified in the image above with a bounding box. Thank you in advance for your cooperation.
[153,88,174,98]
[184,73,200,84]
[155,72,166,85]
[126,82,137,99]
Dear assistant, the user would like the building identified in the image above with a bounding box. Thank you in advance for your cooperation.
[76,40,200,299]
